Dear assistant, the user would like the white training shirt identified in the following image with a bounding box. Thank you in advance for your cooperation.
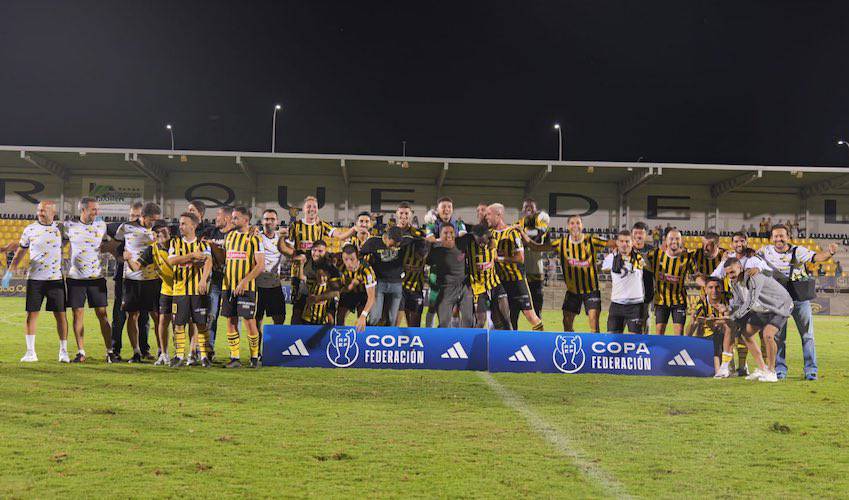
[65,219,108,280]
[115,221,158,281]
[710,253,754,279]
[256,230,283,288]
[749,244,816,278]
[19,222,65,281]
[602,252,644,305]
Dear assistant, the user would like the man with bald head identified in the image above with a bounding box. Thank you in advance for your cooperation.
[645,228,698,335]
[486,203,544,331]
[6,201,69,362]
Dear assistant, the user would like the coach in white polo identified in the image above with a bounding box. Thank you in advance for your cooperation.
[65,197,112,363]
[6,201,69,363]
[747,223,838,380]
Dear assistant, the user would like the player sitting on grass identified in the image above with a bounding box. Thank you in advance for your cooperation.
[721,257,793,383]
[686,276,735,378]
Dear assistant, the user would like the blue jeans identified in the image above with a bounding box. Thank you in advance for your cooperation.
[207,277,223,346]
[369,281,403,326]
[775,300,818,377]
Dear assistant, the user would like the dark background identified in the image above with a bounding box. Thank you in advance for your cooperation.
[2,1,848,165]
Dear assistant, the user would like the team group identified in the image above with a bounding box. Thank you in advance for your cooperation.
[8,194,837,379]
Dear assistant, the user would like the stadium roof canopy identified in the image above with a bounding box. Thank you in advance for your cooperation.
[2,145,849,199]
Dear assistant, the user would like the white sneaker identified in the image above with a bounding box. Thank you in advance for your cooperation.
[714,366,730,379]
[20,351,38,362]
[154,354,167,366]
[745,368,766,380]
[58,351,71,363]
[759,371,779,383]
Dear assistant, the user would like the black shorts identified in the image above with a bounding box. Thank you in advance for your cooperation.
[174,295,210,326]
[402,288,425,313]
[340,291,368,312]
[159,294,176,316]
[121,279,161,312]
[291,278,306,310]
[607,302,643,333]
[474,283,508,312]
[710,333,724,357]
[66,278,108,309]
[221,290,257,320]
[25,279,66,312]
[562,290,602,314]
[502,280,533,311]
[655,304,687,325]
[745,311,788,330]
[257,286,286,319]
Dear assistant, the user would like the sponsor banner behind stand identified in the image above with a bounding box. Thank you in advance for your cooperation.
[489,330,714,377]
[262,325,487,371]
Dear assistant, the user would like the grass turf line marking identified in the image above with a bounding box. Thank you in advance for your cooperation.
[479,372,632,500]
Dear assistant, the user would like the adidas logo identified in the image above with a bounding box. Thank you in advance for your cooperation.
[668,349,695,367]
[508,345,536,362]
[282,339,309,356]
[440,342,468,359]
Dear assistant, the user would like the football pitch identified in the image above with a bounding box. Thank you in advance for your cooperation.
[1,297,847,498]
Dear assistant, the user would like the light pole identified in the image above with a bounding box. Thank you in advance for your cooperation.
[553,123,562,162]
[165,124,174,151]
[272,104,282,152]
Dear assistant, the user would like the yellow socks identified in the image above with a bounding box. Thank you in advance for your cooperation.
[227,331,240,359]
[174,326,187,359]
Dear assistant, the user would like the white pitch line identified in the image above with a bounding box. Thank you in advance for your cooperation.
[479,372,632,500]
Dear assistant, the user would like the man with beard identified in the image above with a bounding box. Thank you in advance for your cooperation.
[221,206,265,369]
[396,202,427,327]
[256,209,287,330]
[747,224,838,380]
[279,196,356,324]
[201,206,235,359]
[692,232,726,277]
[708,231,757,375]
[646,229,697,335]
[300,240,341,325]
[631,222,655,333]
[516,198,549,319]
[336,244,376,331]
[426,225,474,327]
[487,203,544,331]
[114,202,163,363]
[523,215,606,332]
[456,223,511,328]
[602,230,645,334]
[360,226,426,326]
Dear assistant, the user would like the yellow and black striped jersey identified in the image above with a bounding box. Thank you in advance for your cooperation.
[693,296,727,337]
[692,247,726,277]
[287,219,335,277]
[137,243,176,295]
[400,226,426,291]
[342,262,377,294]
[490,226,525,282]
[223,230,261,292]
[168,237,211,296]
[647,249,697,306]
[301,258,341,324]
[458,234,500,295]
[552,234,608,294]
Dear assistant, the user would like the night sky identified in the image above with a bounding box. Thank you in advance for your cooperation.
[2,1,849,166]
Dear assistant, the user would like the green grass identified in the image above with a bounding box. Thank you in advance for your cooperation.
[0,298,847,498]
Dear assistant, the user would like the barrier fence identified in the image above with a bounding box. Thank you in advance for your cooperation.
[262,326,714,377]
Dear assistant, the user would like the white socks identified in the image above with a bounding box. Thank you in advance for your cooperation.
[59,339,68,353]
[25,334,35,352]
[78,349,86,356]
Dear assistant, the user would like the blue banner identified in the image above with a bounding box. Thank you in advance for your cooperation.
[262,325,488,371]
[488,331,714,377]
